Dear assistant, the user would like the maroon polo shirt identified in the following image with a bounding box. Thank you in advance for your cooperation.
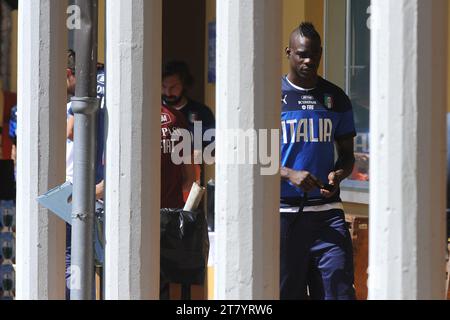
[160,105,189,209]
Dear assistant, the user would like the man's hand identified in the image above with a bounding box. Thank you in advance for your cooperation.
[280,167,322,192]
[95,180,105,201]
[320,170,345,198]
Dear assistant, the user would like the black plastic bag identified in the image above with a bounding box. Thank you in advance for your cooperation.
[0,160,15,201]
[206,180,215,232]
[160,208,209,285]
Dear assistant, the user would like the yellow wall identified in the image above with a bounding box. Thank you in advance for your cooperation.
[282,0,305,75]
[323,0,346,90]
[282,0,324,76]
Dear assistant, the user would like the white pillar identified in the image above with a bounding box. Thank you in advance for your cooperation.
[369,0,448,300]
[215,0,281,300]
[16,0,67,300]
[105,0,162,300]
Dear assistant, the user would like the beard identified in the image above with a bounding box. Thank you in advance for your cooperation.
[296,65,318,80]
[162,94,184,107]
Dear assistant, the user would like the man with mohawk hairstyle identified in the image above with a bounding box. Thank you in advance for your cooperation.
[280,22,357,300]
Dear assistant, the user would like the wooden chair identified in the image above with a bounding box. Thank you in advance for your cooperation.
[346,214,369,300]
[446,240,450,300]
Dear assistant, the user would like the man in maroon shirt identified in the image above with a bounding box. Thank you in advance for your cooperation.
[160,104,196,299]
[160,105,196,209]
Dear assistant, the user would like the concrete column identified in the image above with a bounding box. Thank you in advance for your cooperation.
[215,0,281,300]
[369,0,448,299]
[105,0,162,300]
[16,0,67,300]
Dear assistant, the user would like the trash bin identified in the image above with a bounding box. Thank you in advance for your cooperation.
[160,208,209,299]
[0,160,15,201]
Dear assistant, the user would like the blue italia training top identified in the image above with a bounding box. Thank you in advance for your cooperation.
[281,76,356,207]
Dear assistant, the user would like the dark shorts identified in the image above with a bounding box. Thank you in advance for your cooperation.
[280,209,355,300]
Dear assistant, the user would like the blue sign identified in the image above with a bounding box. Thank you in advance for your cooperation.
[208,22,216,84]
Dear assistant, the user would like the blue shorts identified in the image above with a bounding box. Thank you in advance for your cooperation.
[280,209,355,300]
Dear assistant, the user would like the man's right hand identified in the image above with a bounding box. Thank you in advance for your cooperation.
[280,167,322,192]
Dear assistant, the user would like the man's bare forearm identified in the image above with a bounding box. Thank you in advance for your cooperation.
[333,156,355,183]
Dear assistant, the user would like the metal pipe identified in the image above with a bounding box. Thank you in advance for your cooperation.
[71,0,99,300]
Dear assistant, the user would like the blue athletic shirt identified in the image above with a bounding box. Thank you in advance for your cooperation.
[8,105,17,143]
[281,76,356,208]
[69,67,106,184]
